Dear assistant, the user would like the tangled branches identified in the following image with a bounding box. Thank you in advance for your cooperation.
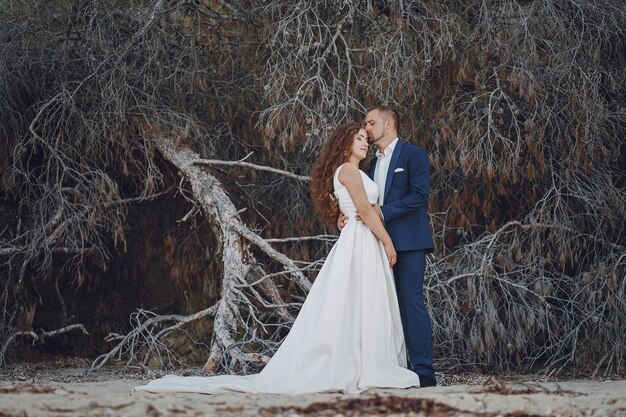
[0,1,211,359]
[428,218,625,375]
[254,0,460,152]
[90,308,215,372]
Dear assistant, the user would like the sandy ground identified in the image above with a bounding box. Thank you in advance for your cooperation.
[0,365,624,417]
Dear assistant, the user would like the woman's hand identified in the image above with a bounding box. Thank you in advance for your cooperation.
[383,240,397,268]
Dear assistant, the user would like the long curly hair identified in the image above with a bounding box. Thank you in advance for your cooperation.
[310,122,370,228]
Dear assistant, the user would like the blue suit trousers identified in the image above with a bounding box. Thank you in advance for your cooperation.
[393,249,435,379]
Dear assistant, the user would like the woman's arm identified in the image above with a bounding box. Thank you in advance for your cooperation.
[338,164,396,266]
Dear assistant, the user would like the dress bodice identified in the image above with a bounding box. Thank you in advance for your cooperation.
[333,164,379,219]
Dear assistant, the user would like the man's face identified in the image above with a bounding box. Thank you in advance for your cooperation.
[365,110,387,144]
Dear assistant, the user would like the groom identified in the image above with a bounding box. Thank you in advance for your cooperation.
[345,106,436,387]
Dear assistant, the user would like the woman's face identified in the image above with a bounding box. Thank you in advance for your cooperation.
[349,128,369,161]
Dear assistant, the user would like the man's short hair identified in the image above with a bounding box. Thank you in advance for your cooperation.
[367,105,400,131]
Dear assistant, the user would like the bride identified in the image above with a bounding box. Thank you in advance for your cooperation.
[135,123,420,395]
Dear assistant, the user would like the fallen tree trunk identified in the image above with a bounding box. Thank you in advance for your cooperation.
[148,137,311,372]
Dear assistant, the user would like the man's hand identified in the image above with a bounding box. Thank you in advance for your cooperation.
[337,213,348,231]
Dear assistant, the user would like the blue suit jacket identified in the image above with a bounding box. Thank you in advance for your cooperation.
[368,140,434,252]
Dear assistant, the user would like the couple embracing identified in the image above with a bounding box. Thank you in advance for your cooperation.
[136,106,436,395]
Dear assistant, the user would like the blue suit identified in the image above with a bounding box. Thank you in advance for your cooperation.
[368,139,435,380]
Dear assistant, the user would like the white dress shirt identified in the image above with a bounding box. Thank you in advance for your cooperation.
[373,138,398,206]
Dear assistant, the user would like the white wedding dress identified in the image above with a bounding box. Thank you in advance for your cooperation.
[135,165,420,394]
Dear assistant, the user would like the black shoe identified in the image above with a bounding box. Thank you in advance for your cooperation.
[418,374,436,387]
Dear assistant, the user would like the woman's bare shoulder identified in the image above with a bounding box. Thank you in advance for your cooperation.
[337,163,361,183]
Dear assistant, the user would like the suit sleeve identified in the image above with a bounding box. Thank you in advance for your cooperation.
[380,147,430,222]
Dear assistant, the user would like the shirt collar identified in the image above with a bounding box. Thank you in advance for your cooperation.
[375,137,399,158]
